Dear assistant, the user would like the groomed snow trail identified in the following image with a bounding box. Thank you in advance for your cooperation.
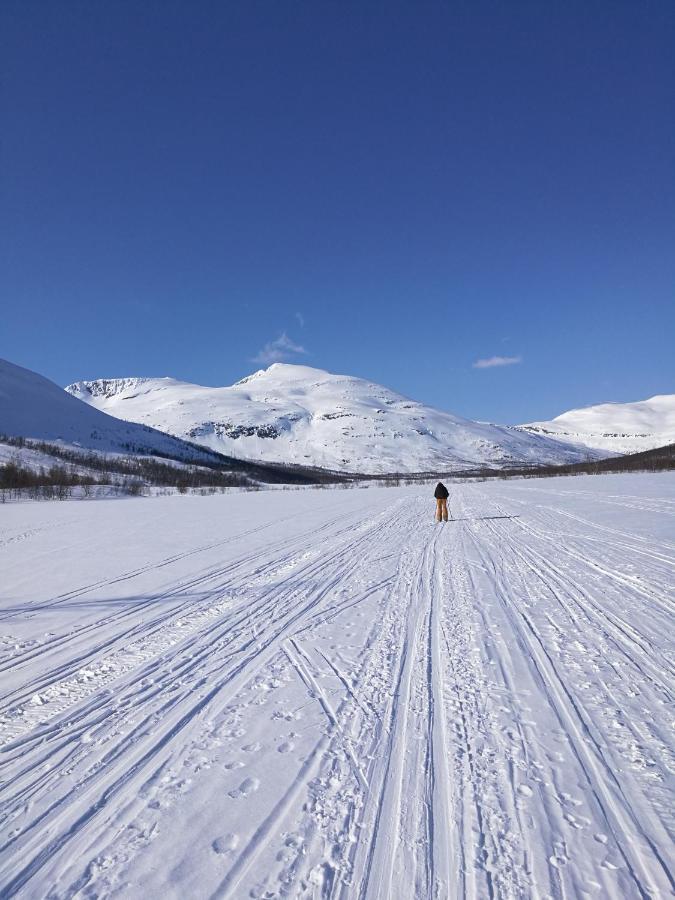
[0,475,673,899]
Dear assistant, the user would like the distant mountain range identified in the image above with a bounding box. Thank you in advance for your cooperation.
[66,363,598,474]
[3,357,670,477]
[519,395,675,455]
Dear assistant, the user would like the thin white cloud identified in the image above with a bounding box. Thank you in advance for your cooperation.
[252,332,308,366]
[472,355,522,369]
[295,311,305,328]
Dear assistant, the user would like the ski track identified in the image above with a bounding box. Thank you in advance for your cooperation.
[0,475,673,899]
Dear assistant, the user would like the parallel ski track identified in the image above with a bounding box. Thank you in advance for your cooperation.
[504,484,675,516]
[205,505,422,898]
[0,505,384,707]
[488,500,675,690]
[513,513,675,614]
[532,505,675,558]
[466,491,674,897]
[354,524,448,900]
[0,501,407,896]
[212,501,453,900]
[440,494,532,900]
[2,483,674,898]
[0,497,365,626]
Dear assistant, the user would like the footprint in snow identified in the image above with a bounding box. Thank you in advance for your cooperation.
[563,812,585,829]
[277,741,294,753]
[284,832,304,849]
[229,777,260,799]
[212,833,239,855]
[272,709,299,722]
[225,727,246,739]
[602,857,623,871]
[241,741,262,752]
[560,792,583,807]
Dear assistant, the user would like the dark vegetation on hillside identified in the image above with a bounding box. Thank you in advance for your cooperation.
[0,435,347,499]
[369,442,675,484]
[1,434,672,500]
[498,442,675,477]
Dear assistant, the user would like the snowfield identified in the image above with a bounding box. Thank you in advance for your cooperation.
[1,474,674,899]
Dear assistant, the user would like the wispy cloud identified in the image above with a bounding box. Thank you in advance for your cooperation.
[252,332,308,366]
[295,311,305,328]
[472,355,522,369]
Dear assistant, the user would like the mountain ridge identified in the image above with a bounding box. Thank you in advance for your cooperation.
[519,393,675,454]
[0,358,207,460]
[66,363,598,474]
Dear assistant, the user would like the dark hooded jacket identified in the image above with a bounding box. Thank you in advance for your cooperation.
[434,482,449,500]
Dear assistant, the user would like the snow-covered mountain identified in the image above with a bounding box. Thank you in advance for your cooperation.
[67,363,596,474]
[0,357,227,463]
[519,394,675,455]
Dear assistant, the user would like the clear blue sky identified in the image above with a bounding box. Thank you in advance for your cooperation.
[2,1,674,423]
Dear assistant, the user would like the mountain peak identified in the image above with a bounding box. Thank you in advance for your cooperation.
[66,376,180,402]
[260,362,335,379]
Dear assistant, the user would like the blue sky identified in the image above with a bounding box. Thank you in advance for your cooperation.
[2,1,674,423]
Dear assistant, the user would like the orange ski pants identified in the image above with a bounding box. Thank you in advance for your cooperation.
[435,498,448,522]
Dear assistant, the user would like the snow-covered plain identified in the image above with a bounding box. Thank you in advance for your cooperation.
[1,474,673,898]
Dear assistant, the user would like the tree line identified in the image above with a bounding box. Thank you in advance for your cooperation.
[0,436,254,500]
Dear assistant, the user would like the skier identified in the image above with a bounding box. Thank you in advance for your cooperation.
[434,481,450,522]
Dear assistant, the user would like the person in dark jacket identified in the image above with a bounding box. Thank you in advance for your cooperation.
[434,481,450,522]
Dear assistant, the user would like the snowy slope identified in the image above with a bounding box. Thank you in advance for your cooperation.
[67,363,595,473]
[520,394,675,454]
[1,474,673,897]
[0,358,232,463]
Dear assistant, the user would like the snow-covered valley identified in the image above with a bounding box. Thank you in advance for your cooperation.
[1,473,673,898]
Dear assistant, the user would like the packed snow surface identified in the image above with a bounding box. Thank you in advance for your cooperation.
[66,363,595,473]
[1,473,674,898]
[521,394,675,454]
